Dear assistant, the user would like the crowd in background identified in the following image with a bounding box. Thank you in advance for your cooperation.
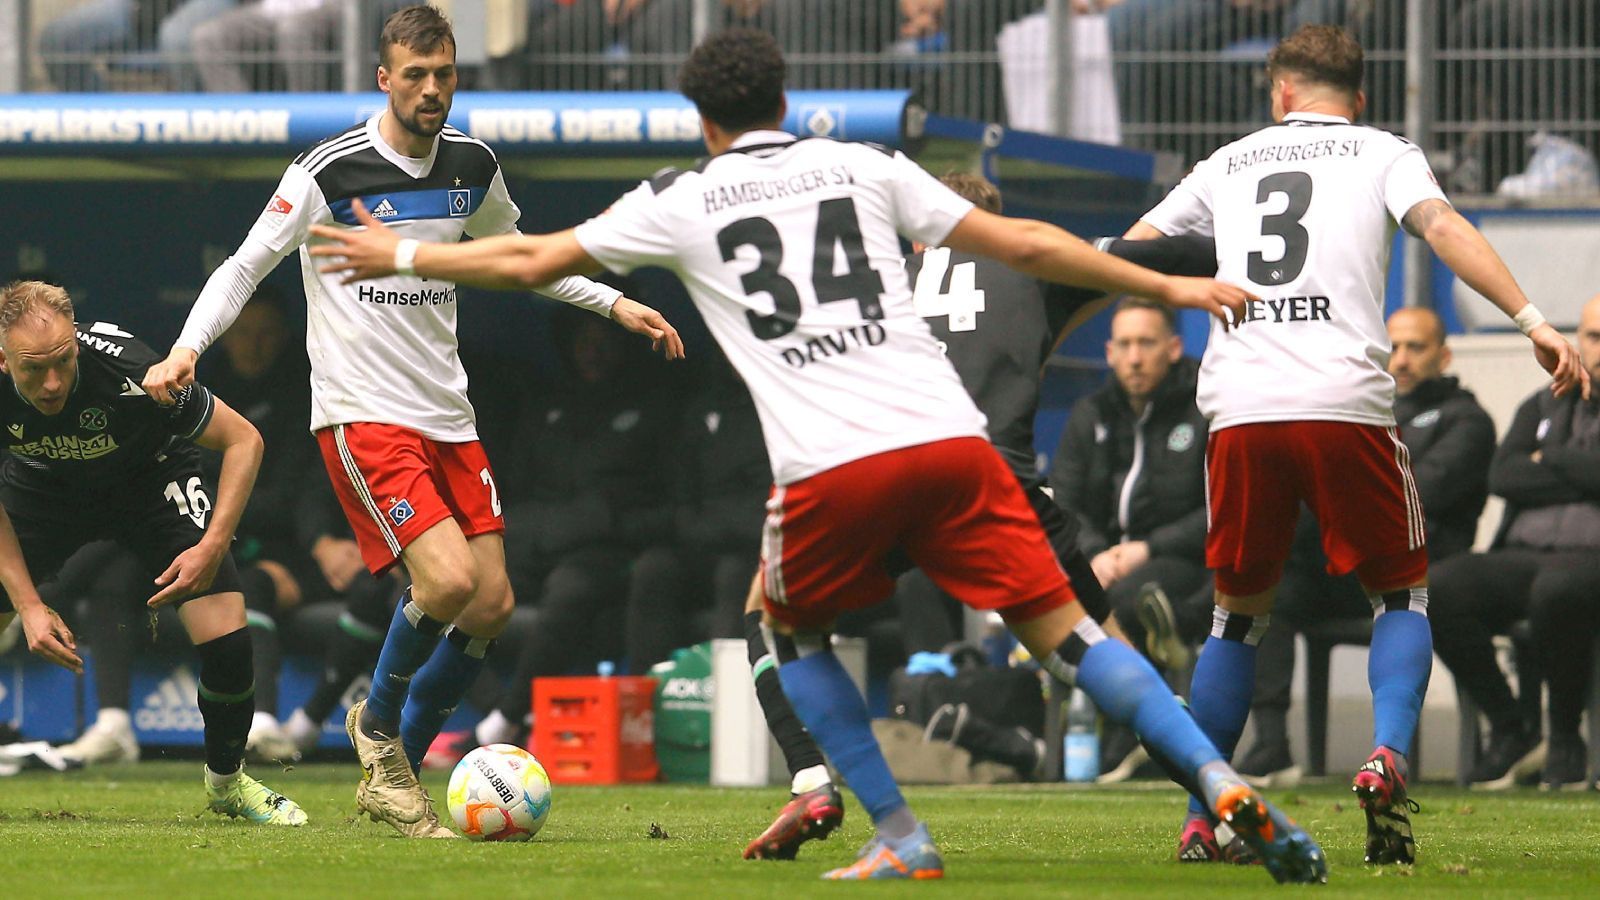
[20,0,1599,192]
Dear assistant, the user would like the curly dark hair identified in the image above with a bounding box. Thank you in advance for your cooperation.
[678,28,786,132]
[1267,24,1363,96]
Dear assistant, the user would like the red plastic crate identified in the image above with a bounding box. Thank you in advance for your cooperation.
[532,676,660,785]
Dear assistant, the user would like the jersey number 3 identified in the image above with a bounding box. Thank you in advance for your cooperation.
[717,197,886,340]
[1249,171,1312,285]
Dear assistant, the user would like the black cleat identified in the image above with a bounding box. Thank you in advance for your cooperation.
[743,785,845,860]
[1353,746,1418,864]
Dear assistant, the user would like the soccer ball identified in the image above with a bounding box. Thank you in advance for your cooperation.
[447,744,553,841]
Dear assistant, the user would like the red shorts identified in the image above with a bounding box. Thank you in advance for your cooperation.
[316,423,505,576]
[1206,421,1428,596]
[759,437,1076,631]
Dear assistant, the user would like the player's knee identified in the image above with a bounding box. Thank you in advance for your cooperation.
[419,565,479,612]
[457,577,513,636]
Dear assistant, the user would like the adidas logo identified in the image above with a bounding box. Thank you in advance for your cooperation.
[136,665,205,732]
[370,198,398,218]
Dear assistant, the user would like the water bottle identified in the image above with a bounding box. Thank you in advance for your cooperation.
[1063,688,1100,782]
[980,612,1014,669]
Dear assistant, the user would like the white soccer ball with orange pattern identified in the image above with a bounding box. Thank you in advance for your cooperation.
[447,744,552,841]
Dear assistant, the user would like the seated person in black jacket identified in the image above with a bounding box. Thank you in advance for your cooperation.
[1430,294,1600,789]
[1051,299,1210,672]
[474,303,679,746]
[1225,307,1496,783]
[629,344,769,668]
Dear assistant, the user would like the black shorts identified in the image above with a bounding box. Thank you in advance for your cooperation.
[0,464,241,613]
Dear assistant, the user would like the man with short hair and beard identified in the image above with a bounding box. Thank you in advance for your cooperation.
[143,5,684,839]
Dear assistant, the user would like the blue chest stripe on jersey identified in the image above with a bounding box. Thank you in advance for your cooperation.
[328,187,485,226]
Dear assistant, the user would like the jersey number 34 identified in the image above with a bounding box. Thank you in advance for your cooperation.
[717,197,887,340]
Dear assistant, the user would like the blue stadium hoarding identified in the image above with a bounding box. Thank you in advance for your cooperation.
[0,90,916,157]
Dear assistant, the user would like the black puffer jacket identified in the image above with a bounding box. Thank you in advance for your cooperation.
[1050,357,1208,560]
[1392,375,1496,562]
[1489,388,1600,547]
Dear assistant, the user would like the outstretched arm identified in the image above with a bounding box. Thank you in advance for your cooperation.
[143,236,291,403]
[942,208,1250,325]
[1406,198,1589,399]
[310,200,684,359]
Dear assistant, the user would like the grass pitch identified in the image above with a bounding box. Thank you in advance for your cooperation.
[0,762,1594,898]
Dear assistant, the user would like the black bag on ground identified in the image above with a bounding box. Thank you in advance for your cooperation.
[888,644,1046,779]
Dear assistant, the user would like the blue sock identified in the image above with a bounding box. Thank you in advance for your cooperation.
[1369,592,1432,758]
[363,590,447,735]
[1183,608,1266,816]
[401,627,493,771]
[1074,635,1222,783]
[778,646,907,826]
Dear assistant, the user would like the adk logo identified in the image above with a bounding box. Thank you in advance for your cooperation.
[79,407,107,432]
[135,665,205,732]
[1167,422,1196,452]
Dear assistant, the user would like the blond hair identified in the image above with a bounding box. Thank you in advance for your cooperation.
[0,280,74,337]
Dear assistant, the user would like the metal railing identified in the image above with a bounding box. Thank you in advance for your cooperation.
[5,0,1598,198]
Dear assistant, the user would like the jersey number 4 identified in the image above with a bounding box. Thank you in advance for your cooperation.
[911,247,986,332]
[717,197,886,340]
[1249,171,1312,285]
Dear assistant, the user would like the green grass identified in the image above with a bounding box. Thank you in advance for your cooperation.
[0,762,1594,897]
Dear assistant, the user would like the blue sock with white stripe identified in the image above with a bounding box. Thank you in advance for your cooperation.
[1369,588,1431,758]
[778,642,908,827]
[401,626,493,771]
[361,587,447,739]
[1185,607,1267,817]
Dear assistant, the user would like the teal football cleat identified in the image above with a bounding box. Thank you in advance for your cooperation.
[1214,782,1329,884]
[205,767,308,826]
[822,826,944,881]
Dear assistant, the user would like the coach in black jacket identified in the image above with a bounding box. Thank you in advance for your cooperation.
[1429,295,1600,789]
[1051,299,1210,664]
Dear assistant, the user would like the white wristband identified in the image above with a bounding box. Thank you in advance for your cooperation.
[394,238,420,277]
[1513,304,1546,336]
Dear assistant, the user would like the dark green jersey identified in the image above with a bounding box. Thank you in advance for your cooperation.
[0,323,216,494]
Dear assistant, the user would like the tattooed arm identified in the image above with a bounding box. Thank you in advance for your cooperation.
[1405,197,1588,398]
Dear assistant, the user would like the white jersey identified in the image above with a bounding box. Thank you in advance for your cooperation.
[176,114,620,441]
[574,130,986,485]
[1141,112,1448,430]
